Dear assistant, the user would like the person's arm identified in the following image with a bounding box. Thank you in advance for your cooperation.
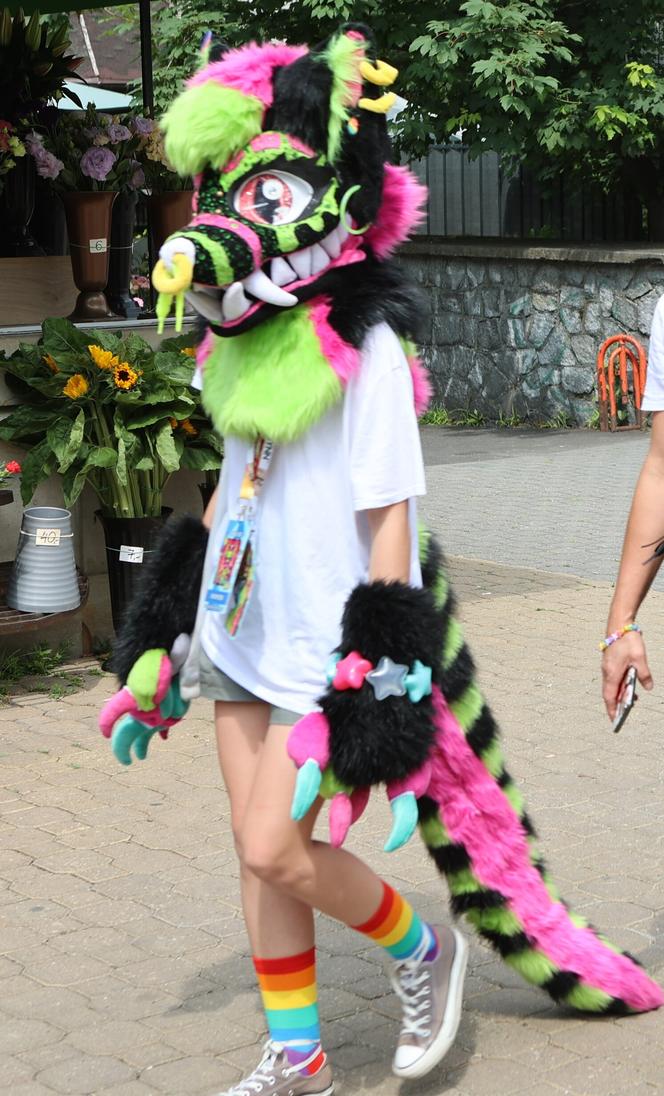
[601,411,664,716]
[366,500,411,583]
[202,485,218,531]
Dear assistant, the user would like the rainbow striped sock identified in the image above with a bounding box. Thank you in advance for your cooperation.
[352,881,437,962]
[253,947,325,1075]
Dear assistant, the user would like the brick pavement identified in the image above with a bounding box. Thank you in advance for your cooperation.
[2,430,664,1096]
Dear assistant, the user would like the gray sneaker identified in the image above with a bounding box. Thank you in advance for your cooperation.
[390,925,468,1079]
[218,1041,334,1096]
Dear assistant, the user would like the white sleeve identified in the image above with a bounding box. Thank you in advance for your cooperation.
[345,323,426,511]
[642,295,664,411]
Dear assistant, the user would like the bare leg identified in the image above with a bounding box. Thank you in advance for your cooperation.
[241,723,384,928]
[214,702,321,957]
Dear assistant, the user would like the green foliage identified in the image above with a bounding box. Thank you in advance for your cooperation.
[420,403,487,427]
[0,322,221,517]
[107,0,664,231]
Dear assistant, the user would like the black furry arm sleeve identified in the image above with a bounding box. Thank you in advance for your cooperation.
[321,580,442,789]
[111,514,208,685]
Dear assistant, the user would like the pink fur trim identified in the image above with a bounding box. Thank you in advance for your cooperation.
[287,712,330,769]
[387,760,432,801]
[192,173,202,214]
[252,132,282,150]
[222,150,245,175]
[286,135,315,157]
[190,214,262,267]
[429,687,663,1012]
[365,164,428,259]
[408,355,433,415]
[188,42,307,107]
[195,328,214,371]
[309,299,361,387]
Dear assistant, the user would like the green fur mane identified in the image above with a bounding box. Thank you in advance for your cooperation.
[202,306,343,443]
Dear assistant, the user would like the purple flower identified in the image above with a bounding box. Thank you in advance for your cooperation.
[25,135,63,180]
[131,116,154,137]
[34,148,64,180]
[80,146,116,182]
[107,123,131,144]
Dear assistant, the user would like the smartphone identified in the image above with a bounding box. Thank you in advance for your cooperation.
[612,666,638,734]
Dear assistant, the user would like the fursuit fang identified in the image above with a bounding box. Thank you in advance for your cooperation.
[108,24,662,1016]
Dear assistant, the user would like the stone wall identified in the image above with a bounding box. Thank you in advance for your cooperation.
[400,239,664,424]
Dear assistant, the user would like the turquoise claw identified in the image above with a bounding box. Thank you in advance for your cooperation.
[404,660,432,703]
[384,791,419,851]
[111,715,158,765]
[291,758,322,821]
[159,680,189,721]
[325,652,342,685]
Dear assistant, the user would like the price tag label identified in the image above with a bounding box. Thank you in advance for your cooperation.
[89,237,108,254]
[119,545,144,564]
[35,528,61,547]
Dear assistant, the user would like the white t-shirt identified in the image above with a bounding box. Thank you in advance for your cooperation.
[641,294,664,410]
[200,321,427,713]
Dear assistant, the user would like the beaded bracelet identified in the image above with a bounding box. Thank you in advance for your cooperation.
[598,623,642,652]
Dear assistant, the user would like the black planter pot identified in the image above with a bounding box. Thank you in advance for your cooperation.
[107,190,141,318]
[0,156,45,257]
[97,509,172,633]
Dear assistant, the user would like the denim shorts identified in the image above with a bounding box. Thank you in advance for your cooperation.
[198,648,301,726]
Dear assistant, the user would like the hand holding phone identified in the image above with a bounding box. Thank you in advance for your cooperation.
[612,665,638,733]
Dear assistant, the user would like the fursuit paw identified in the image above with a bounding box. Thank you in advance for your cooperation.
[99,639,190,763]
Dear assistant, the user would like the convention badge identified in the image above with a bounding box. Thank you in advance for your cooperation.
[225,539,255,636]
[204,437,274,620]
[204,501,255,613]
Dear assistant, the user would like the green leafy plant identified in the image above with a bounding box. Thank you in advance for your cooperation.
[0,319,221,518]
[0,7,85,121]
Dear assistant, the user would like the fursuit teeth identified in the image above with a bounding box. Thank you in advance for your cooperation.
[417,529,663,1015]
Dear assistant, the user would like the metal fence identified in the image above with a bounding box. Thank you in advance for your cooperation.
[410,144,644,242]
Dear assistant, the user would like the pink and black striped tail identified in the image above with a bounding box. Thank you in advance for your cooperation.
[418,527,663,1014]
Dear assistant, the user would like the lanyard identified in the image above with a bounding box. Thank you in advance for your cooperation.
[204,436,274,633]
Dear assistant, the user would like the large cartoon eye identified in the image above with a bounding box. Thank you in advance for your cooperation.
[233,170,314,225]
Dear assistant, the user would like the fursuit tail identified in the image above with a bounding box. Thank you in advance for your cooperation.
[418,527,663,1014]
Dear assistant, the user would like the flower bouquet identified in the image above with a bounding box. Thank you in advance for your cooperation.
[0,317,221,517]
[0,8,84,122]
[26,105,153,193]
[0,457,21,505]
[0,120,25,193]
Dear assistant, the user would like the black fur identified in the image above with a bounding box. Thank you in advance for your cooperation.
[322,580,441,787]
[266,56,333,154]
[324,254,428,346]
[428,842,472,874]
[111,515,208,684]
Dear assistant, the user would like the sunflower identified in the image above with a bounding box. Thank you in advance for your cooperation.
[113,362,141,390]
[180,346,196,357]
[180,419,198,437]
[43,353,59,374]
[63,374,89,399]
[88,344,119,371]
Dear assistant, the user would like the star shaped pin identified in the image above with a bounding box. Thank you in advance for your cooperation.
[366,656,408,700]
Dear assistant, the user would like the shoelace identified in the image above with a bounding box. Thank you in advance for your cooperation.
[389,936,434,1038]
[224,1040,314,1095]
[225,1040,283,1095]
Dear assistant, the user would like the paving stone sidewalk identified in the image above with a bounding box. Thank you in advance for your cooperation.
[2,429,664,1096]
